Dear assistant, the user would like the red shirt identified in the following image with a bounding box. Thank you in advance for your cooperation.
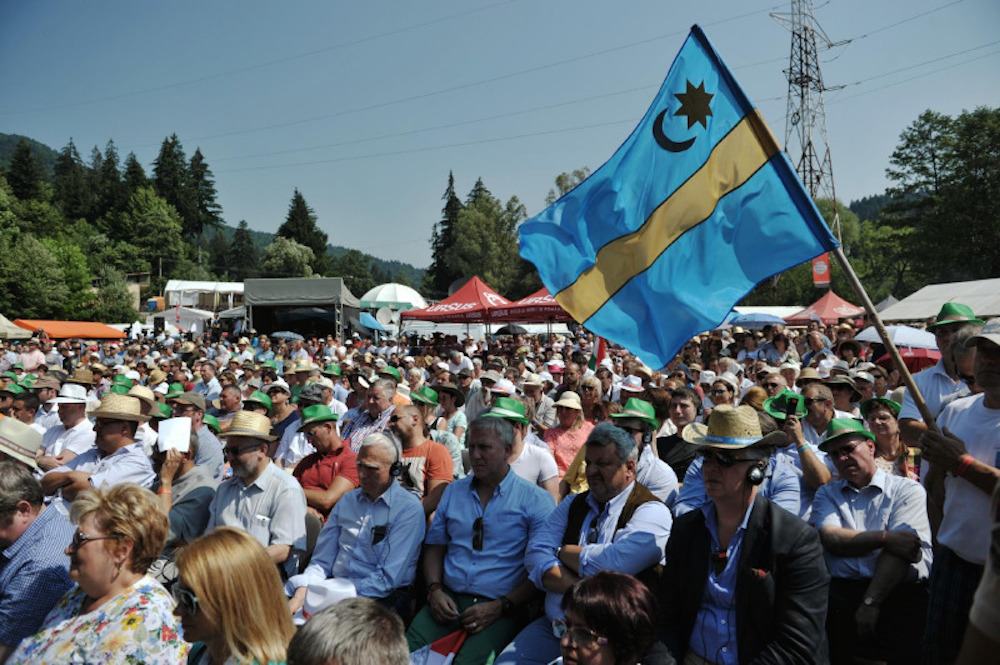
[293,444,359,495]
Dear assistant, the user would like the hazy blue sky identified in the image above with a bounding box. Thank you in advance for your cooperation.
[1,0,996,268]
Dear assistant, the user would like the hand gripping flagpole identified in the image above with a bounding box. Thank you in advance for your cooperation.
[830,246,939,433]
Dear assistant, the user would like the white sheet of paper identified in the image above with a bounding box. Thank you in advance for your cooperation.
[157,417,192,453]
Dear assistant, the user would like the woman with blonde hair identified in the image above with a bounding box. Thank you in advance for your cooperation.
[10,484,186,664]
[173,527,294,665]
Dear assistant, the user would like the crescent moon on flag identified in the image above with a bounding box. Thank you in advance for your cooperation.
[652,109,695,153]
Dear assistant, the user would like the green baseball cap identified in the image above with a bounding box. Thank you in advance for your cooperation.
[763,389,807,421]
[202,413,221,434]
[611,398,659,429]
[322,363,342,377]
[0,383,26,395]
[261,360,278,370]
[411,385,439,407]
[165,382,185,399]
[859,397,901,420]
[2,371,17,381]
[819,417,875,452]
[378,365,401,383]
[483,396,530,425]
[109,384,131,395]
[298,404,339,431]
[927,302,985,330]
[245,390,273,413]
[112,375,134,388]
[153,401,173,420]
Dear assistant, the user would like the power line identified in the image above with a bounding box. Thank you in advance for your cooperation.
[0,0,520,117]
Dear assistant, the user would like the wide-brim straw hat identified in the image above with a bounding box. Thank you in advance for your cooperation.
[553,391,583,410]
[221,410,276,441]
[90,394,150,422]
[148,368,168,385]
[436,382,465,407]
[825,375,862,402]
[682,404,785,450]
[128,385,158,411]
[795,368,821,386]
[0,417,43,469]
[66,368,95,385]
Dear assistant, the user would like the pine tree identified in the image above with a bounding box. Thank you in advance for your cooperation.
[188,148,224,260]
[277,188,329,274]
[229,220,259,281]
[152,133,195,235]
[122,152,148,199]
[86,146,105,225]
[424,171,464,297]
[53,138,90,220]
[466,177,492,206]
[8,138,44,201]
[96,139,126,219]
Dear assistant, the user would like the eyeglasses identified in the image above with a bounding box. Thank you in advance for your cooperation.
[762,382,781,389]
[171,586,199,615]
[70,529,121,551]
[707,389,729,396]
[698,449,757,469]
[472,517,484,551]
[552,619,609,649]
[223,442,262,457]
[586,520,600,544]
[803,397,828,406]
[828,440,863,460]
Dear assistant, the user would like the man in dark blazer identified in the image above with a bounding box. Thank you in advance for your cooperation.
[660,405,830,664]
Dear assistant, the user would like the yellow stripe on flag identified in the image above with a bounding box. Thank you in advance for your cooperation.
[554,110,781,323]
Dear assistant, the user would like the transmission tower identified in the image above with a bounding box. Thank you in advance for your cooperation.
[772,0,847,241]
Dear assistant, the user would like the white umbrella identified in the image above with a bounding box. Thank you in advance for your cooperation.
[855,325,937,349]
[359,283,427,311]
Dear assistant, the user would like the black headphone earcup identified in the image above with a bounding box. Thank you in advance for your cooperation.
[389,461,402,477]
[747,462,765,486]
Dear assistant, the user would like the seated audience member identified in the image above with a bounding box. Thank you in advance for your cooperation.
[41,394,155,501]
[555,572,669,665]
[36,384,95,471]
[611,398,680,506]
[482,396,561,503]
[390,404,453,517]
[149,428,217,584]
[499,423,671,665]
[673,407,800,517]
[406,416,555,665]
[411,385,464,479]
[173,527,295,665]
[770,387,836,518]
[287,597,409,665]
[655,387,702,480]
[8,484,186,664]
[294,405,359,520]
[659,405,830,664]
[545,392,594,476]
[287,433,425,617]
[0,461,75,661]
[812,418,931,664]
[274,383,326,469]
[168,391,225,480]
[340,378,396,453]
[206,411,307,578]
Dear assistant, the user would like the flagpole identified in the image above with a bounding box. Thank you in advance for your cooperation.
[830,246,939,432]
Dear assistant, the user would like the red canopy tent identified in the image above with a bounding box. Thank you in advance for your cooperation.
[490,287,573,323]
[784,291,865,326]
[12,320,126,339]
[400,276,510,323]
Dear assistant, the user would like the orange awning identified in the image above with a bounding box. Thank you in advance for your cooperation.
[12,320,126,339]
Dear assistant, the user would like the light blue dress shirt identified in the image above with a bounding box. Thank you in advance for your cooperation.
[48,442,155,490]
[286,481,425,599]
[426,469,554,599]
[674,454,800,518]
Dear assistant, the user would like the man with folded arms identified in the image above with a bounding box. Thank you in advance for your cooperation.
[294,405,359,521]
[36,384,95,471]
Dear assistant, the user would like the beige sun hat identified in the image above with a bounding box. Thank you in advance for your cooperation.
[128,384,158,410]
[553,391,583,410]
[90,394,150,422]
[221,411,276,441]
[0,417,43,469]
[682,404,785,450]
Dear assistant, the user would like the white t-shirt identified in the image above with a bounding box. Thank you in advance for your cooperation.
[40,418,96,457]
[936,394,1000,565]
[510,442,559,487]
[899,360,962,422]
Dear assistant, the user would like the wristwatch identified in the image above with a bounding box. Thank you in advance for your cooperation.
[862,595,879,607]
[499,595,514,616]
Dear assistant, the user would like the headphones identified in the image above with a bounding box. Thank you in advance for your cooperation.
[746,460,766,486]
[641,425,653,446]
[386,431,403,478]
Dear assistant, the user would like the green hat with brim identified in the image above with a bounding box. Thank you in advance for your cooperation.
[112,375,134,388]
[322,364,342,377]
[763,389,807,421]
[860,397,901,420]
[611,398,659,429]
[819,417,876,452]
[109,384,131,395]
[245,390,273,413]
[154,401,173,420]
[1,383,27,395]
[2,371,17,381]
[261,360,278,370]
[927,302,985,330]
[202,413,221,434]
[298,404,339,431]
[411,385,439,407]
[165,382,185,399]
[378,365,401,383]
[483,396,529,425]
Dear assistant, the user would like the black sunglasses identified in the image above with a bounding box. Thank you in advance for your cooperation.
[698,449,757,469]
[472,517,484,551]
[171,586,199,615]
[803,397,828,406]
[223,441,262,457]
[70,529,121,550]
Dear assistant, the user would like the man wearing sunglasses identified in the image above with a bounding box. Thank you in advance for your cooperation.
[406,416,555,665]
[811,418,931,664]
[497,422,671,665]
[293,404,358,521]
[660,404,829,665]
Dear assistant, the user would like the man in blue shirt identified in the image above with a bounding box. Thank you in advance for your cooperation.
[406,416,555,665]
[660,405,829,664]
[498,422,672,665]
[286,432,424,618]
[0,461,75,661]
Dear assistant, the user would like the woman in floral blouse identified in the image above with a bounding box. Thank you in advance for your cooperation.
[10,483,186,664]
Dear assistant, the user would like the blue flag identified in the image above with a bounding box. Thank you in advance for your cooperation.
[519,25,838,368]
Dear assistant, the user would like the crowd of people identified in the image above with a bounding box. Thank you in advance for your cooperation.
[0,299,998,665]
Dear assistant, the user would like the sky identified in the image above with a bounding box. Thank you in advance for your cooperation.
[1,0,997,270]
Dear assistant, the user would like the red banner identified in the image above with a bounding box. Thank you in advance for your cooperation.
[812,253,831,287]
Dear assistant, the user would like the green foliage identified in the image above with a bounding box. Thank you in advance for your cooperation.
[189,147,223,251]
[228,221,259,281]
[41,237,93,316]
[117,187,187,269]
[0,134,58,176]
[90,266,138,323]
[445,185,526,296]
[424,171,465,297]
[53,138,90,221]
[261,236,314,278]
[0,233,69,319]
[123,151,148,195]
[277,189,329,274]
[544,167,590,205]
[7,138,45,201]
[153,133,196,235]
[331,249,377,296]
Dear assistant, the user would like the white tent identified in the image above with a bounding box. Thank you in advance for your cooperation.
[878,278,1000,322]
[0,313,30,339]
[146,307,215,334]
[164,280,244,309]
[398,321,570,340]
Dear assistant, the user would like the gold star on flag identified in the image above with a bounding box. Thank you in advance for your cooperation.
[674,80,714,129]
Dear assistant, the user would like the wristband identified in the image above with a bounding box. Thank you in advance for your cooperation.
[156,488,172,495]
[796,443,809,454]
[956,454,975,478]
